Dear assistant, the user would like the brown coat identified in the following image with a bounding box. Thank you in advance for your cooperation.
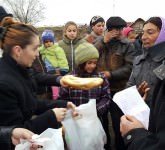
[95,38,136,92]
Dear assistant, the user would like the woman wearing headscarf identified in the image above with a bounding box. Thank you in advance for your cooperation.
[121,16,165,150]
[127,17,165,106]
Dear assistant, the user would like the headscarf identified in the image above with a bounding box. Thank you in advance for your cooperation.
[155,17,165,45]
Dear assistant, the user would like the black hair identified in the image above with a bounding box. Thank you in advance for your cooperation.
[144,17,162,30]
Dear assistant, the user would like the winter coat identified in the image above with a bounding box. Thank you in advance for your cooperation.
[84,31,103,45]
[58,35,86,71]
[124,78,165,150]
[0,55,67,135]
[0,126,16,150]
[32,55,62,98]
[127,41,165,105]
[39,43,69,70]
[95,38,136,92]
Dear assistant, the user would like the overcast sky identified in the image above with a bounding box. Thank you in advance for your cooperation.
[1,0,164,27]
[36,0,164,26]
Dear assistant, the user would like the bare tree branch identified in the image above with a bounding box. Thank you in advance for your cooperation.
[1,0,45,24]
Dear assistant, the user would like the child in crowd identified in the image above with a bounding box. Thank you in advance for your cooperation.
[39,30,69,75]
[123,26,137,42]
[59,42,111,150]
[123,26,143,55]
[58,21,86,72]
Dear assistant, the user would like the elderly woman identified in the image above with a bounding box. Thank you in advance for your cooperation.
[127,16,165,106]
[121,16,165,150]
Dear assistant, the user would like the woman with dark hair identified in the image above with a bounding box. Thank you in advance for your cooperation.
[0,17,76,150]
[121,16,165,150]
[127,17,165,106]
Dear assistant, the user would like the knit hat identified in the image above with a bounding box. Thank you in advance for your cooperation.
[123,27,134,37]
[41,30,55,43]
[106,17,127,31]
[0,6,13,22]
[90,16,105,27]
[75,42,99,67]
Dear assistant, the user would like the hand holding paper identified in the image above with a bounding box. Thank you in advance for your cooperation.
[113,86,150,129]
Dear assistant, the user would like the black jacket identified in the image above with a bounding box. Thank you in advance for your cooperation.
[124,79,165,150]
[0,126,15,150]
[127,42,165,105]
[0,55,67,134]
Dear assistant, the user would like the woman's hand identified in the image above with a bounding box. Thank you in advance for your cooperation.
[67,102,79,117]
[101,71,111,79]
[12,128,34,145]
[59,76,69,87]
[12,128,42,150]
[52,108,67,122]
[120,115,144,136]
[138,81,150,100]
[67,102,76,110]
[52,102,78,121]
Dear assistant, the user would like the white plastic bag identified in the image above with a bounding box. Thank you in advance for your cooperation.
[62,99,106,150]
[15,128,64,150]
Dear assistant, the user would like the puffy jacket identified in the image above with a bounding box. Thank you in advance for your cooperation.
[58,35,86,71]
[39,43,69,70]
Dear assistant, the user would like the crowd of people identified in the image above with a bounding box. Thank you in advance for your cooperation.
[0,5,165,150]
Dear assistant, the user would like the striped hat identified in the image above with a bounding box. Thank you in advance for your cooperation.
[75,42,99,67]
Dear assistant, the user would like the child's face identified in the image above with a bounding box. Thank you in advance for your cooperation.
[84,58,98,73]
[44,40,53,48]
[65,25,78,40]
[127,31,136,42]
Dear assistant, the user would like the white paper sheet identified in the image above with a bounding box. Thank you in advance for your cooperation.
[113,86,150,129]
